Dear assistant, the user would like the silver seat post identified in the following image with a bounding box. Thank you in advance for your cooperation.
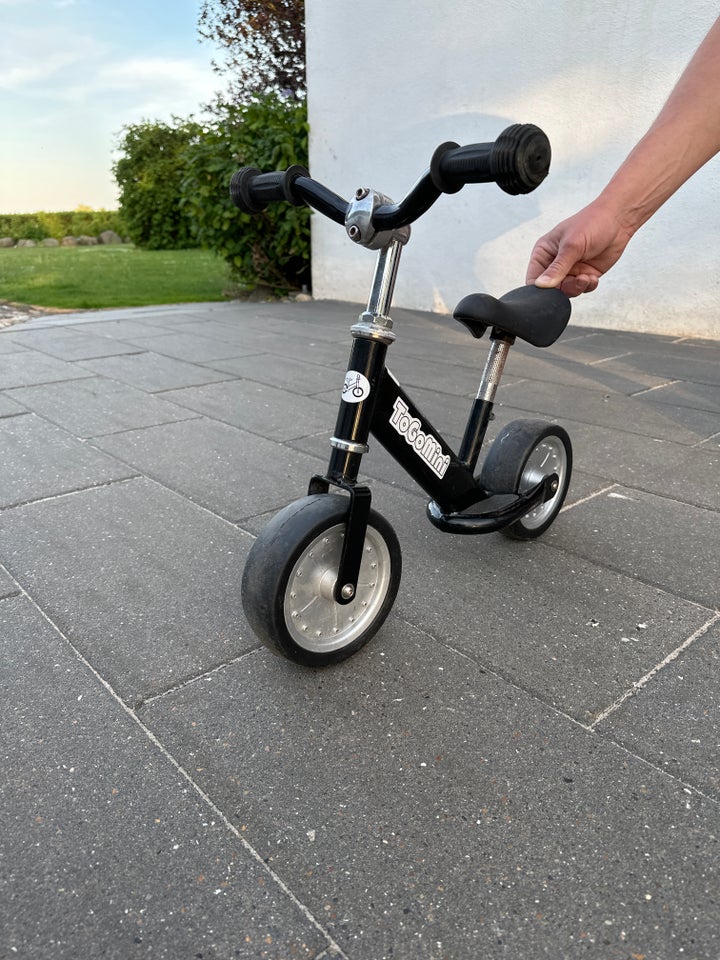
[476,337,512,403]
[457,335,513,470]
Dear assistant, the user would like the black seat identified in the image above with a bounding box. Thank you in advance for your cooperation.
[453,284,571,348]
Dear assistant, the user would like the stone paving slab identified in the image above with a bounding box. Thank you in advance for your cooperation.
[92,418,328,523]
[378,353,521,398]
[140,620,720,960]
[0,392,26,417]
[1,300,718,960]
[539,328,692,363]
[77,350,231,393]
[503,351,669,394]
[214,323,348,356]
[390,337,669,396]
[0,413,137,508]
[558,419,720,511]
[204,353,347,396]
[0,326,142,361]
[64,317,179,340]
[126,331,262,363]
[0,565,18,599]
[599,619,720,799]
[0,479,257,706]
[640,378,720,414]
[699,432,720,450]
[0,594,330,960]
[338,480,713,724]
[22,305,208,330]
[544,486,720,610]
[0,351,95,390]
[496,378,720,444]
[8,375,199,438]
[162,378,335,442]
[620,347,720,387]
[157,319,314,353]
[256,335,350,367]
[0,337,28,355]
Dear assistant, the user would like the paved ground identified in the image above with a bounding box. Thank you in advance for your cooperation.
[1,297,718,960]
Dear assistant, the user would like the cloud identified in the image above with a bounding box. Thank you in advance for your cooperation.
[92,56,220,116]
[0,24,107,91]
[0,8,221,210]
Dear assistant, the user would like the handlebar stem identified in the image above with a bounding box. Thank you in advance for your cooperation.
[345,189,412,250]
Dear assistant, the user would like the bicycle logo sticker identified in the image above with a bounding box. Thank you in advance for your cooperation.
[342,371,371,403]
[390,397,450,478]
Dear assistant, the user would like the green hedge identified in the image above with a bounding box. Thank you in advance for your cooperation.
[0,210,126,243]
[114,120,200,250]
[181,95,310,293]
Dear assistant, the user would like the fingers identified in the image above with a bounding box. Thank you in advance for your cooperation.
[558,273,600,298]
[532,264,600,298]
[532,247,587,289]
[526,233,584,288]
[526,237,602,297]
[525,239,561,286]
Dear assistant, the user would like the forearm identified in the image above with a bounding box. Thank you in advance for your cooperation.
[596,15,720,234]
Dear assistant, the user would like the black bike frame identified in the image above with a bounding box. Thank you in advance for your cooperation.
[308,236,558,603]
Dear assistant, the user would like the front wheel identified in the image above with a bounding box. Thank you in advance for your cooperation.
[241,494,402,666]
[478,420,572,540]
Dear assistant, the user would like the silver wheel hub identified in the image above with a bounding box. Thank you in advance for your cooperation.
[518,437,567,529]
[284,523,391,653]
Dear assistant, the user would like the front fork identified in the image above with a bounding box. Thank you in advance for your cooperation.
[308,240,402,604]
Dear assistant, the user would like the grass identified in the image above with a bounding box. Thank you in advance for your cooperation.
[0,245,235,310]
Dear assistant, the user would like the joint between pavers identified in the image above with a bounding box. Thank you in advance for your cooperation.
[13,581,350,960]
[692,429,720,449]
[399,613,597,735]
[560,482,618,513]
[589,609,720,731]
[0,474,141,512]
[587,351,633,366]
[136,646,266,709]
[629,379,681,397]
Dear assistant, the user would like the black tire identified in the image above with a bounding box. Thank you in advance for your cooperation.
[241,494,402,666]
[478,419,572,540]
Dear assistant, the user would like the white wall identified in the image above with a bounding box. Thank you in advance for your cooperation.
[305,1,719,338]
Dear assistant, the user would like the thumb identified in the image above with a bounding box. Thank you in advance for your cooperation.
[533,252,577,288]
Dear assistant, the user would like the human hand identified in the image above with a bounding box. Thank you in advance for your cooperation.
[526,201,635,297]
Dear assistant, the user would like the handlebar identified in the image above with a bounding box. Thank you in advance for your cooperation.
[430,124,551,195]
[229,123,551,236]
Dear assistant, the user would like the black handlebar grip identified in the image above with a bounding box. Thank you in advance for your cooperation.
[491,123,551,194]
[230,164,309,213]
[430,124,551,196]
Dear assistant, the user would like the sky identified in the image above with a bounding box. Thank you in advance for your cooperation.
[0,0,223,212]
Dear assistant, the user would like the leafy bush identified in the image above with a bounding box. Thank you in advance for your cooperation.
[181,95,310,293]
[0,210,126,243]
[113,120,202,250]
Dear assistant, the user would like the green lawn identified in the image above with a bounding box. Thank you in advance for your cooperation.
[0,245,235,309]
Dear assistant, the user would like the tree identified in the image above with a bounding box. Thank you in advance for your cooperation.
[198,0,305,100]
[114,120,201,250]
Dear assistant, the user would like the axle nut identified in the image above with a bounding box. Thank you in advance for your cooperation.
[340,584,355,600]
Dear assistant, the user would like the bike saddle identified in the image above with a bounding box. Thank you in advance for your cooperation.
[453,284,571,347]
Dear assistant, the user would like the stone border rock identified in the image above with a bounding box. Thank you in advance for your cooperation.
[0,230,124,249]
[0,300,72,329]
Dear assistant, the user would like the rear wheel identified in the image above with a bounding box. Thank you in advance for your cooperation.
[479,420,572,539]
[241,494,402,666]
